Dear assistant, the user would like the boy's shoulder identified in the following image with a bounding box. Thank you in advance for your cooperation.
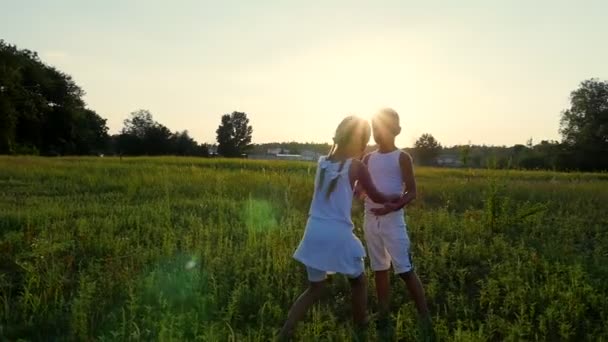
[399,150,413,163]
[363,149,412,165]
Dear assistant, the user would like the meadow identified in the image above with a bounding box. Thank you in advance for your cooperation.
[1,156,607,341]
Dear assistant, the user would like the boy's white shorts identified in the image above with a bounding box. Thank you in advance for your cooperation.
[363,210,413,274]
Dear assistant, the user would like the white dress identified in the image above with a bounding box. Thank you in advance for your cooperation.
[293,156,366,275]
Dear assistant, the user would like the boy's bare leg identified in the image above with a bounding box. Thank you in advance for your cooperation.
[374,270,391,317]
[399,271,429,318]
[399,271,434,340]
[278,281,326,340]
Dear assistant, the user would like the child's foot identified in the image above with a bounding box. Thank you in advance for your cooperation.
[277,325,294,341]
[418,317,435,342]
[372,311,392,329]
[376,315,395,340]
[352,320,369,342]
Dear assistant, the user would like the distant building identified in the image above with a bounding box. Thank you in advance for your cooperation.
[436,153,463,167]
[300,150,323,161]
[207,145,218,156]
[248,153,297,161]
[275,154,303,160]
[247,150,320,162]
[248,147,323,162]
[267,147,282,155]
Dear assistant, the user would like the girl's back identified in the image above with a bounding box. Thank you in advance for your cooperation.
[308,156,354,225]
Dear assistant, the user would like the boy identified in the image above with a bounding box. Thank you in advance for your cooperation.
[361,108,432,328]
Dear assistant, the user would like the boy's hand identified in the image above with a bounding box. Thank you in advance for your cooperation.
[371,202,401,216]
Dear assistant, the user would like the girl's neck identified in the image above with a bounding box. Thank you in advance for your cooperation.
[328,148,352,161]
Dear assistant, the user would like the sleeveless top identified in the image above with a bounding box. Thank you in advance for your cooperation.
[364,150,405,212]
[308,156,354,225]
[293,156,366,274]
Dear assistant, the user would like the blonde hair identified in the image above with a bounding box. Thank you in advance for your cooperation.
[318,116,371,199]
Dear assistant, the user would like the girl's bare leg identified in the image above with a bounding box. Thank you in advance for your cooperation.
[349,274,368,326]
[278,281,326,340]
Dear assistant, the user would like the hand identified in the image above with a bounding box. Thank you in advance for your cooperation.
[388,194,401,203]
[353,181,367,200]
[371,202,401,216]
[354,188,367,201]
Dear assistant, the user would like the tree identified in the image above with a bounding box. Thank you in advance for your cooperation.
[114,110,211,156]
[413,133,442,165]
[460,144,471,167]
[171,130,199,155]
[197,143,211,157]
[560,79,608,171]
[144,124,172,155]
[117,110,154,155]
[117,109,173,155]
[73,109,109,154]
[0,39,108,155]
[122,109,154,138]
[216,111,253,157]
[0,92,18,153]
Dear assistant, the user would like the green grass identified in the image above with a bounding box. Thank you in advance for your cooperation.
[1,156,607,341]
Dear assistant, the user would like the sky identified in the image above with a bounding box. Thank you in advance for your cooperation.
[2,0,607,147]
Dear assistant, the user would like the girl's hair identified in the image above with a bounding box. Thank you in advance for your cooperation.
[318,116,371,199]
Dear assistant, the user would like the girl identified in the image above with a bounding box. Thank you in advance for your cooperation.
[279,116,400,339]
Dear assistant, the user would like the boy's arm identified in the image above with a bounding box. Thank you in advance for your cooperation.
[395,152,417,209]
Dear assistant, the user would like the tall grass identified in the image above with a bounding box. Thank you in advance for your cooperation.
[0,156,606,340]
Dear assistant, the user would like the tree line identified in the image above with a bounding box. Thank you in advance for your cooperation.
[408,78,607,171]
[1,40,606,171]
[0,40,253,158]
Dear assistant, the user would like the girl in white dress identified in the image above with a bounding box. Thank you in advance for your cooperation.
[279,116,399,339]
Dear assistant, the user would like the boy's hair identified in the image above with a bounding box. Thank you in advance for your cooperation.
[373,108,401,136]
[319,116,370,199]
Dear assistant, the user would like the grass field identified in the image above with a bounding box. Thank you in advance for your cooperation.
[1,156,607,341]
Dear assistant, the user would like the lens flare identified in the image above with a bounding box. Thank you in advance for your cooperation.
[185,258,196,270]
[243,197,278,232]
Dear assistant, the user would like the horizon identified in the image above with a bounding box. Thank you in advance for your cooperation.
[2,1,607,147]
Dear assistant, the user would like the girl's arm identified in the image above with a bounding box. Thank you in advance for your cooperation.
[353,153,372,200]
[353,181,366,200]
[350,159,394,203]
